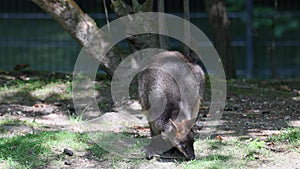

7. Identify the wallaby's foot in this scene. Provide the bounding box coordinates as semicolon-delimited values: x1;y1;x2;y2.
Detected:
160;147;186;159
141;145;155;160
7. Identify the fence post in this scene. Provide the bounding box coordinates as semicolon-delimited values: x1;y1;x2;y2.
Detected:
246;0;253;78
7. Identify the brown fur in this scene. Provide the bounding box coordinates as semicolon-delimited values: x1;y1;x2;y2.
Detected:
138;51;205;160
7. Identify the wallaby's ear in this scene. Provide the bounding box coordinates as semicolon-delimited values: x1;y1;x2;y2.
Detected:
182;119;195;128
169;119;178;130
170;119;183;132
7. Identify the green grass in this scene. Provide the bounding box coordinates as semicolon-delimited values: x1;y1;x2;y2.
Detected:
227;83;295;99
183;137;274;169
0;74;73;105
0;126;298;169
182;155;233;169
0;118;37;127
87;131;148;159
245;139;266;160
0;131;106;169
0;74;71;91
268;127;300;146
68;113;84;124
0;119;147;168
222;128;300;165
0;118;39;134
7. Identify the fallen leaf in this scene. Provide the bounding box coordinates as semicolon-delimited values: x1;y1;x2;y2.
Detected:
33;103;47;108
266;141;275;146
14;64;29;71
215;135;223;141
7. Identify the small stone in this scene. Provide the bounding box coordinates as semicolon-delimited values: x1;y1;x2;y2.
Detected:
224;106;233;111
233;105;240;111
63;148;73;156
194;122;203;130
229;98;235;101
284;116;291;120
292;97;300;101
253;109;260;113
262;110;271;114
53;102;63;106
64;160;72;165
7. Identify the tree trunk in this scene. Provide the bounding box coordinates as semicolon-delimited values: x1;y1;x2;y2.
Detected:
31;0;173;77
204;0;236;79
31;0;124;77
158;0;169;50
111;0;159;51
183;0;191;57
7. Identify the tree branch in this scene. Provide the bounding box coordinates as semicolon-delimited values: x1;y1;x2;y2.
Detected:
31;0;124;76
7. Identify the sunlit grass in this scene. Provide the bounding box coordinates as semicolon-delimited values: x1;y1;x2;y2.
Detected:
268;127;300;147
0;131;106;169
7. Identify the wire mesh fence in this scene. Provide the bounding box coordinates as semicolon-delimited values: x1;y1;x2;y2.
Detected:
0;0;299;78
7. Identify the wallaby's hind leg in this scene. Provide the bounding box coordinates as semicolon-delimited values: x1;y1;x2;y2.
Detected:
142;121;168;160
142;135;171;160
160;147;186;159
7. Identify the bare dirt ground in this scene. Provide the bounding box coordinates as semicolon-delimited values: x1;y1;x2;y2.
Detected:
0;71;299;168
214;80;300;169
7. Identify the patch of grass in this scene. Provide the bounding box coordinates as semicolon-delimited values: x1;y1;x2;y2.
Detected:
0;118;39;134
95;79;111;91
86;143;108;160
245;139;266;160
268;127;300;146
0;131;106;169
65;81;72;94
69;114;84;124
0;75;72;104
227;82;296;99
191;138;248;168
208;140;228;150
0;73;71;92
182;154;232;169
0;80;35;91
1;78;58;91
0;118;25;126
0;132;53;168
87;131;148;159
192;137;273;168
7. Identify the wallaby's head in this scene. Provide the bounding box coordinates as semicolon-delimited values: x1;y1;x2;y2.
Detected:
165;119;195;160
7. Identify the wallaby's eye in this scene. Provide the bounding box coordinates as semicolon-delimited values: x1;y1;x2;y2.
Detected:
181;144;186;149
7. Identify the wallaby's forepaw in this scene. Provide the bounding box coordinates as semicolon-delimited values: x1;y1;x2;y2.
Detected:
141;145;154;160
